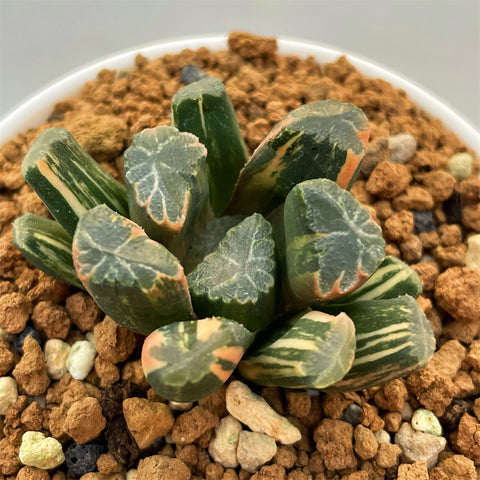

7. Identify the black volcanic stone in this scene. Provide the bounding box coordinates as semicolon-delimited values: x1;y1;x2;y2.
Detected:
65;443;104;478
413;210;436;233
443;190;463;224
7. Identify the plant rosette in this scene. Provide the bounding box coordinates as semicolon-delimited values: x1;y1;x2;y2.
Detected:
13;68;436;402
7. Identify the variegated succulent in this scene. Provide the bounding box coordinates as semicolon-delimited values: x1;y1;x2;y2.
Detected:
13;74;435;402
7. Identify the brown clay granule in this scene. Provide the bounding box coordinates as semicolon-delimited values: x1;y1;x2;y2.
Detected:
365;161;411;198
31;301;71;339
1;31;480;479
435;267;480;322
94;316;136;364
63;396;106;444
12;335;50;395
0;339;15;375
65;292;102;332
0;291;32;334
313;419;357;470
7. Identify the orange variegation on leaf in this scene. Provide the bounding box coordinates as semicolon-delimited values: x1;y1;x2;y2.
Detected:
226;99;370;215
72;205;194;336
124;126;209;259
283;178;385;307
142;317;253;402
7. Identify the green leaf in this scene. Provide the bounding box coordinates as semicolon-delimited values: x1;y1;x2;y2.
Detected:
227;99;370;215
238;310;355;389
12;214;83;289
187;214;277;331
124;126;209;258
325;295;435;392
22;127;128;236
72;205;194;335
182;215;246;274
172;77;248;215
284;178;385;306
142;317;253;402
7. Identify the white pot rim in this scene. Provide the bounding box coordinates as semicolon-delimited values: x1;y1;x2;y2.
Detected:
1;34;479;152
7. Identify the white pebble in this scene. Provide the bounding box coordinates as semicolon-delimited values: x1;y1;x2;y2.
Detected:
395;422;446;468
85;331;96;348
19;431;65;469
0;376;18;415
66;340;96;380
411;408;443;435
388;133;417;163
44;339;71;380
209;415;243;468
126;470;138;480
447;152;473;179
374;429;391;445
226;380;301;444
236;431;277;473
465;234;480;270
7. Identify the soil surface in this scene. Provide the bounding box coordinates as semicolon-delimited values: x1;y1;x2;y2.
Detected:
1;31;480;480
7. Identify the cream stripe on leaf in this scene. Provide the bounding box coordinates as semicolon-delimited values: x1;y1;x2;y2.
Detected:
12;213;84;289
22;127;128;236
326;295;435;392
238;310;355;389
324;256;422;307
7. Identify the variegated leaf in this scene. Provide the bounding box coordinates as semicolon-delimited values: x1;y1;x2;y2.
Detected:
72;205;194;335
238;310;355;389
227;99;370;215
22;127;128;236
12;213;83;289
183;215;246;274
142;317;253;402
172;77;248;215
187;213;277;332
324;256;422;306
325;296;435;392
284;178;385;306
124;126;209;258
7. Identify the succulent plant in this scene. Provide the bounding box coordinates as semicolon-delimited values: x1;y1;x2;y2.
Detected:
142;317;253;402
123;126;209;259
226;99;370;215
22;127;128;236
13;74;435;402
72;204;194;335
172;76;249;216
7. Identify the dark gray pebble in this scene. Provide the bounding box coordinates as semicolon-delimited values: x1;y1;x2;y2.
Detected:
65;443;105;478
180;65;207;85
413;210;436;233
340;403;363;426
13;325;42;353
